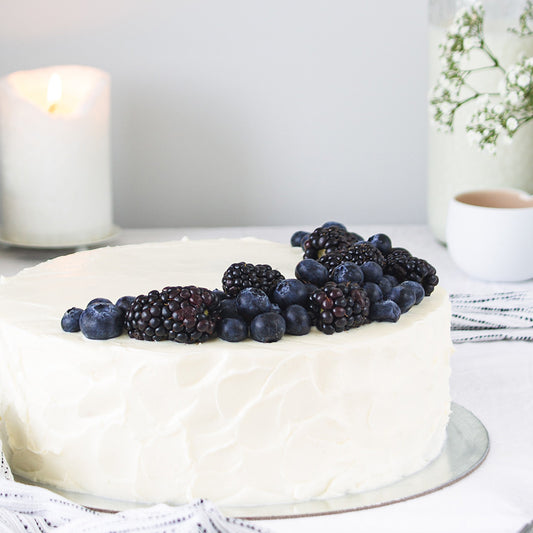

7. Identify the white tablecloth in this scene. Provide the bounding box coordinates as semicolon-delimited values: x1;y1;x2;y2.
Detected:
1;225;532;533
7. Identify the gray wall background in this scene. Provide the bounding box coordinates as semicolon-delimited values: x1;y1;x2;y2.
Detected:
0;0;428;228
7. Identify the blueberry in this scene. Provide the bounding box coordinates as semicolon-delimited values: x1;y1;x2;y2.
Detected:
283;304;311;336
378;277;393;299
361;261;383;283
291;230;310;248
322;221;347;231
271;279;308;309
220;298;240;319
250;312;286;343
87;297;112;308
236;288;272;321
383;274;399;287
401;281;425;305
370;300;401;322
363;282;383;303
305;283;318;295
367;233;392;255
270;303;282;314
80;303;125;340
115;296;135;314
61;307;83;332
295;259;328;287
217;317;248;342
389;285;416;313
331;262;364;284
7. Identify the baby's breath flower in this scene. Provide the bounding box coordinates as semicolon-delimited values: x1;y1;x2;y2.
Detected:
518;73;531;87
431;1;533;152
509;0;533;36
507;116;519;131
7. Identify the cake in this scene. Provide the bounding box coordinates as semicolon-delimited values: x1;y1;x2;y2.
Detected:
0;237;452;506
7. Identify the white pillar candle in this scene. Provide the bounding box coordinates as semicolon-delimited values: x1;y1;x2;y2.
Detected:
0;65;113;247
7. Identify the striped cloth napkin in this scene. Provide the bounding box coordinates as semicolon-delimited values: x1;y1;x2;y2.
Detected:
449;291;533;343
0;442;272;533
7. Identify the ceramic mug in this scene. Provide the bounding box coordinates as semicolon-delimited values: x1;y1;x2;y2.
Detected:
446;188;533;282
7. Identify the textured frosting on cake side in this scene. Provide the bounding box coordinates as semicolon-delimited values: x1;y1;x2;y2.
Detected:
0;238;452;505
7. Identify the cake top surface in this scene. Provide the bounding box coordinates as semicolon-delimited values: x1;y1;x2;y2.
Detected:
0;237;448;355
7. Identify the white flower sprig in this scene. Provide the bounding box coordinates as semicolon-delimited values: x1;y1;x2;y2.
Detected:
466;58;533;152
509;0;533;36
430;1;533;152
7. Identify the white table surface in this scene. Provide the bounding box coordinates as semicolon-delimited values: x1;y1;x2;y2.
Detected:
1;225;532;533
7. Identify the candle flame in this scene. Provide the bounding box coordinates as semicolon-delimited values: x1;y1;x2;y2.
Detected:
47;73;62;113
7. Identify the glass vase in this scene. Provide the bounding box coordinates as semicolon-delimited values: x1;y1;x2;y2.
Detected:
428;0;533;242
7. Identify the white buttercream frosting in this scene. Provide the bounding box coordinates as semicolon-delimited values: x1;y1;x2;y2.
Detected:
0;238;452;505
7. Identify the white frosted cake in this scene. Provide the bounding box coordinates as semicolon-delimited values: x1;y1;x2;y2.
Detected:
0;238;452;506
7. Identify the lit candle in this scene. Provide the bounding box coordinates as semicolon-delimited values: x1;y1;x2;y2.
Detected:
47;73;62;114
0;65;113;247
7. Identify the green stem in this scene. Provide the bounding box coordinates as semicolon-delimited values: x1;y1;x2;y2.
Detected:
454;93;480;110
463;65;503;74
518;114;533;126
480;41;506;73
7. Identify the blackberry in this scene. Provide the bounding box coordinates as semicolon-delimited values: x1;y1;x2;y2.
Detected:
222;262;285;298
308;281;370;334
319;251;353;276
387;247;412;260
384;253;439;296
319;242;385;275
125;286;220;344
302;226;352;259
347;242;386;268
125;290;167;342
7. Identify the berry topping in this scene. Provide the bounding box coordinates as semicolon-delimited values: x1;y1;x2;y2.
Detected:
302;226;354;259
389;285;416;314
362;281;383;303
80;303;125;340
222;262;285;298
370;300;401;322
87;297;112;307
401;281;425;305
384;252;439;296
61;307;83;332
218;317;248;342
378;277;394;299
321;221;347;231
125;286;220;344
383;274;399;287
271;279;309;309
115;296;135;314
319;242;386;275
283;304;312;336
361;261;383;283
331;262;364;284
219;298;240;319
308;282;370;334
346;242;386;268
348;232;364;243
236;287;272;321
250;312;286;343
290;230;310;248
367;233;392;255
295;259;329;287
